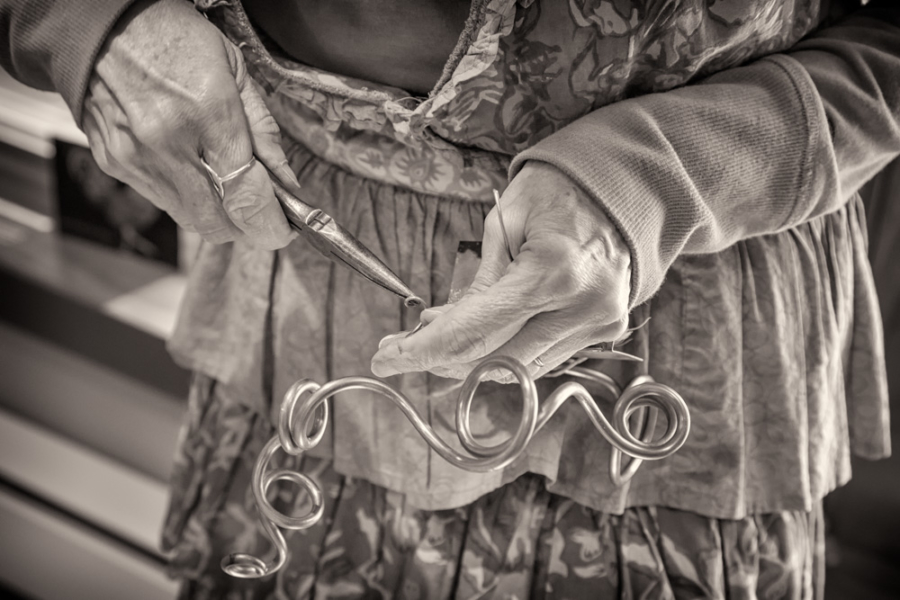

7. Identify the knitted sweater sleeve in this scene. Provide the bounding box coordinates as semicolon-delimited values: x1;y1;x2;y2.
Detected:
509;3;900;309
0;0;138;125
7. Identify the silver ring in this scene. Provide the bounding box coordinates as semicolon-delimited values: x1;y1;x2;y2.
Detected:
200;156;257;200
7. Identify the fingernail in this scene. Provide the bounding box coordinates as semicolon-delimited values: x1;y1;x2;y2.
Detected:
420;308;442;324
370;358;398;378
404;322;424;337
275;162;300;187
378;332;406;349
372;342;397;361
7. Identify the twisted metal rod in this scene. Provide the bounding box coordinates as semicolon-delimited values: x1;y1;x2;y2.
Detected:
222;355;690;579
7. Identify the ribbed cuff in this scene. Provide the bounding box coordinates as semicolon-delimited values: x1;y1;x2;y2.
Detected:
55;0;142;124
508;114;680;311
509;54;822;310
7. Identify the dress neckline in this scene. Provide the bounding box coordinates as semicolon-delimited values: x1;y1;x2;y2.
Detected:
230;0;492;104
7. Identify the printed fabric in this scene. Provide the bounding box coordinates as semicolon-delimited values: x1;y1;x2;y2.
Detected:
164;375;825;600
162;0;889;594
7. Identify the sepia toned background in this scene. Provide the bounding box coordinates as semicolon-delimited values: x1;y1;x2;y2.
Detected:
0;63;897;599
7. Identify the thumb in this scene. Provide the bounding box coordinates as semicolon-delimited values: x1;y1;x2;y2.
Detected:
457;184;533;305
463;202;519;299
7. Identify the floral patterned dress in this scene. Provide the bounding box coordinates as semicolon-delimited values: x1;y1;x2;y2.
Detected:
161;0;889;598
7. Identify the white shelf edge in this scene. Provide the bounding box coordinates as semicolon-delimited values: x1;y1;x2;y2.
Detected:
0;407;171;556
0;485;178;600
0;195;55;233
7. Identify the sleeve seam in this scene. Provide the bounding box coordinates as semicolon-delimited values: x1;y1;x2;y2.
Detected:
508;153;647;309
71;0;144;125
760;54;821;233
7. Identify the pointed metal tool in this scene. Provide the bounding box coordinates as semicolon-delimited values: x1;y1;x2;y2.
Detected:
267;172;424;308
493;189;515;262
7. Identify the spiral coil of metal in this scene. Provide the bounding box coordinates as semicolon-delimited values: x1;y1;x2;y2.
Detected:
221;355;691;579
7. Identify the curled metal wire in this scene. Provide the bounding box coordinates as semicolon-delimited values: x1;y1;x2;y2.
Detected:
221;355;690;579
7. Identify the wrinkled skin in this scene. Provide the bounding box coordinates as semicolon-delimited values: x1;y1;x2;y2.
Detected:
82;0;297;250
81;1;631;379
372;162;632;382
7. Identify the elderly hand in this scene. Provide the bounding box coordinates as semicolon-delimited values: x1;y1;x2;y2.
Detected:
371;162;632;381
81;0;296;250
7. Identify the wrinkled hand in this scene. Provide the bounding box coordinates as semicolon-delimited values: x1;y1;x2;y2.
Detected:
371;162;632;381
82;0;297;249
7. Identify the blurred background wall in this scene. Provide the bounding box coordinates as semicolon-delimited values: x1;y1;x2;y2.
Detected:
0;67;897;600
824;156;900;599
0;69;187;600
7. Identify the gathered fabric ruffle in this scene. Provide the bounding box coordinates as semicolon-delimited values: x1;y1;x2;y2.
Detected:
200;0;825;158
167;0;890;525
170;139;889;520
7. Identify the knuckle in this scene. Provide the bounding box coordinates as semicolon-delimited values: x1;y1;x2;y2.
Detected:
132;113;174;148
249;110;280;137
89;147;134;188
200;93;234;127
197;82;243;129
535;243;585;297
224;194;267;228
607;317;629;341
200;229;237;245
589;315;628;343
547;262;583;298
107;144;139;174
135;86;236;149
588;281;629;320
442;319;487;361
87;145;113;175
558;243;588;272
193;219;237;244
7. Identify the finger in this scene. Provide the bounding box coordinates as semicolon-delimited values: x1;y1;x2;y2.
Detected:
420;305;452;324
370;207;523;374
414;313;572;381
370;253;547;376
217;160;296;250
375;303;453;351
174;162;246;243
235;59;301;192
421;314;629;383
85;78;242;243
499;315;629;382
83;101;198;229
462;205;518;297
83;91;152;198
197;72;294;250
495;312;628;367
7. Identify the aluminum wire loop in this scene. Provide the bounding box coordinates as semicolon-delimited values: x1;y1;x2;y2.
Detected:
222;355;690;578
